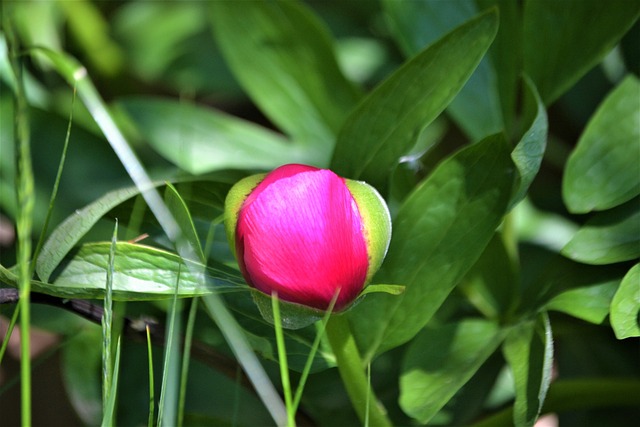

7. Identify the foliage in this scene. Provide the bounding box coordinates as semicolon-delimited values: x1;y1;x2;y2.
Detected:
1;1;639;426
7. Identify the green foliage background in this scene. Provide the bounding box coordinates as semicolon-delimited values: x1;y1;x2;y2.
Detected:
1;1;639;426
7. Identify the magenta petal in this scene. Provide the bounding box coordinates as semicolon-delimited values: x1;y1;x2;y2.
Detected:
236;166;368;310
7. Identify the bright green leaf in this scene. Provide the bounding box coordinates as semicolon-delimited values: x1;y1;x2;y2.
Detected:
610;264;640;339
523;0;640;104
510;76;548;208
399;319;505;424
331;8;499;192
544;281;619;324
563;76;640;213
562;198;640;265
34;242;244;300
502;313;553;427
348;134;514;360
383;0;503;140
210;1;360;161
118;97;316;174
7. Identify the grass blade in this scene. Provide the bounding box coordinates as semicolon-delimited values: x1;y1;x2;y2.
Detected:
177;297;199;427
102;220;117;412
146;325;155;427
5;14;34;426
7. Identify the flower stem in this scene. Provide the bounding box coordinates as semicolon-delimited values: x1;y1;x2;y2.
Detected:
325;315;392;427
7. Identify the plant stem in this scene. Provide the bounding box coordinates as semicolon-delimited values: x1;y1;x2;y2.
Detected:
325;315;392;427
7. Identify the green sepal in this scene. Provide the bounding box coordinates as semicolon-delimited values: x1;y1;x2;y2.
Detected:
345;179;392;284
223;173;267;256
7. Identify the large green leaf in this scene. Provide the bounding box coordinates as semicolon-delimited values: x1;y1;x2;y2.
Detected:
382;0;503;140
118;97;317;174
561;198;640;265
523;0;640;104
164;183;205;262
544;281;619;324
563;76;640;213
348;134;514;360
210;0;360;160
27;242;244;300
610;264;640;339
502;313;554;427
399;319;505;424
331;8;498;192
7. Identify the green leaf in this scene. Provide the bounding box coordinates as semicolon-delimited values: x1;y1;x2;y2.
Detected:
35;242;244;300
523;0;640;104
561;198;640;265
118;97;317;174
502;313;554;427
510;76;548;208
563;76;640;213
210;1;360;160
331;8;499;192
382;0;503;140
399;319;505;424
348;134;515;359
36;184;152;282
544;281;619;324
610;264;640;339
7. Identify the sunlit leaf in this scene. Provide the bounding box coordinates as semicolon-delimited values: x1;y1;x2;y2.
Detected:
331;8;499;192
563;76;640;213
610;264;640;339
544;281;619;324
32;242;245;300
348;134;514;360
399;319;505;424
562;198;640;265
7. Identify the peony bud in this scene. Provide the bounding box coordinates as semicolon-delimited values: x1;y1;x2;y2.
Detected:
224;164;391;313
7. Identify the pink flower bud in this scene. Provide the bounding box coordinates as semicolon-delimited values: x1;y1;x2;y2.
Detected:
224;164;391;312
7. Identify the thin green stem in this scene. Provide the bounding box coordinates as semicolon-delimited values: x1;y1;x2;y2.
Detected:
272;293;296;427
325;315;392;427
146;325;155;427
0;305;20;365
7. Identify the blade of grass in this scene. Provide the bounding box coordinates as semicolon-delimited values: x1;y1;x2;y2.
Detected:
102;220;117;413
157;267;182;427
32;47;287;426
272;292;295;426
6;14;34;426
177;297;199;427
31;83;77;273
146;325;155;427
101;338;121;427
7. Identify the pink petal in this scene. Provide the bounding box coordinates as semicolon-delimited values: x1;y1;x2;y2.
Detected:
237;165;368;310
